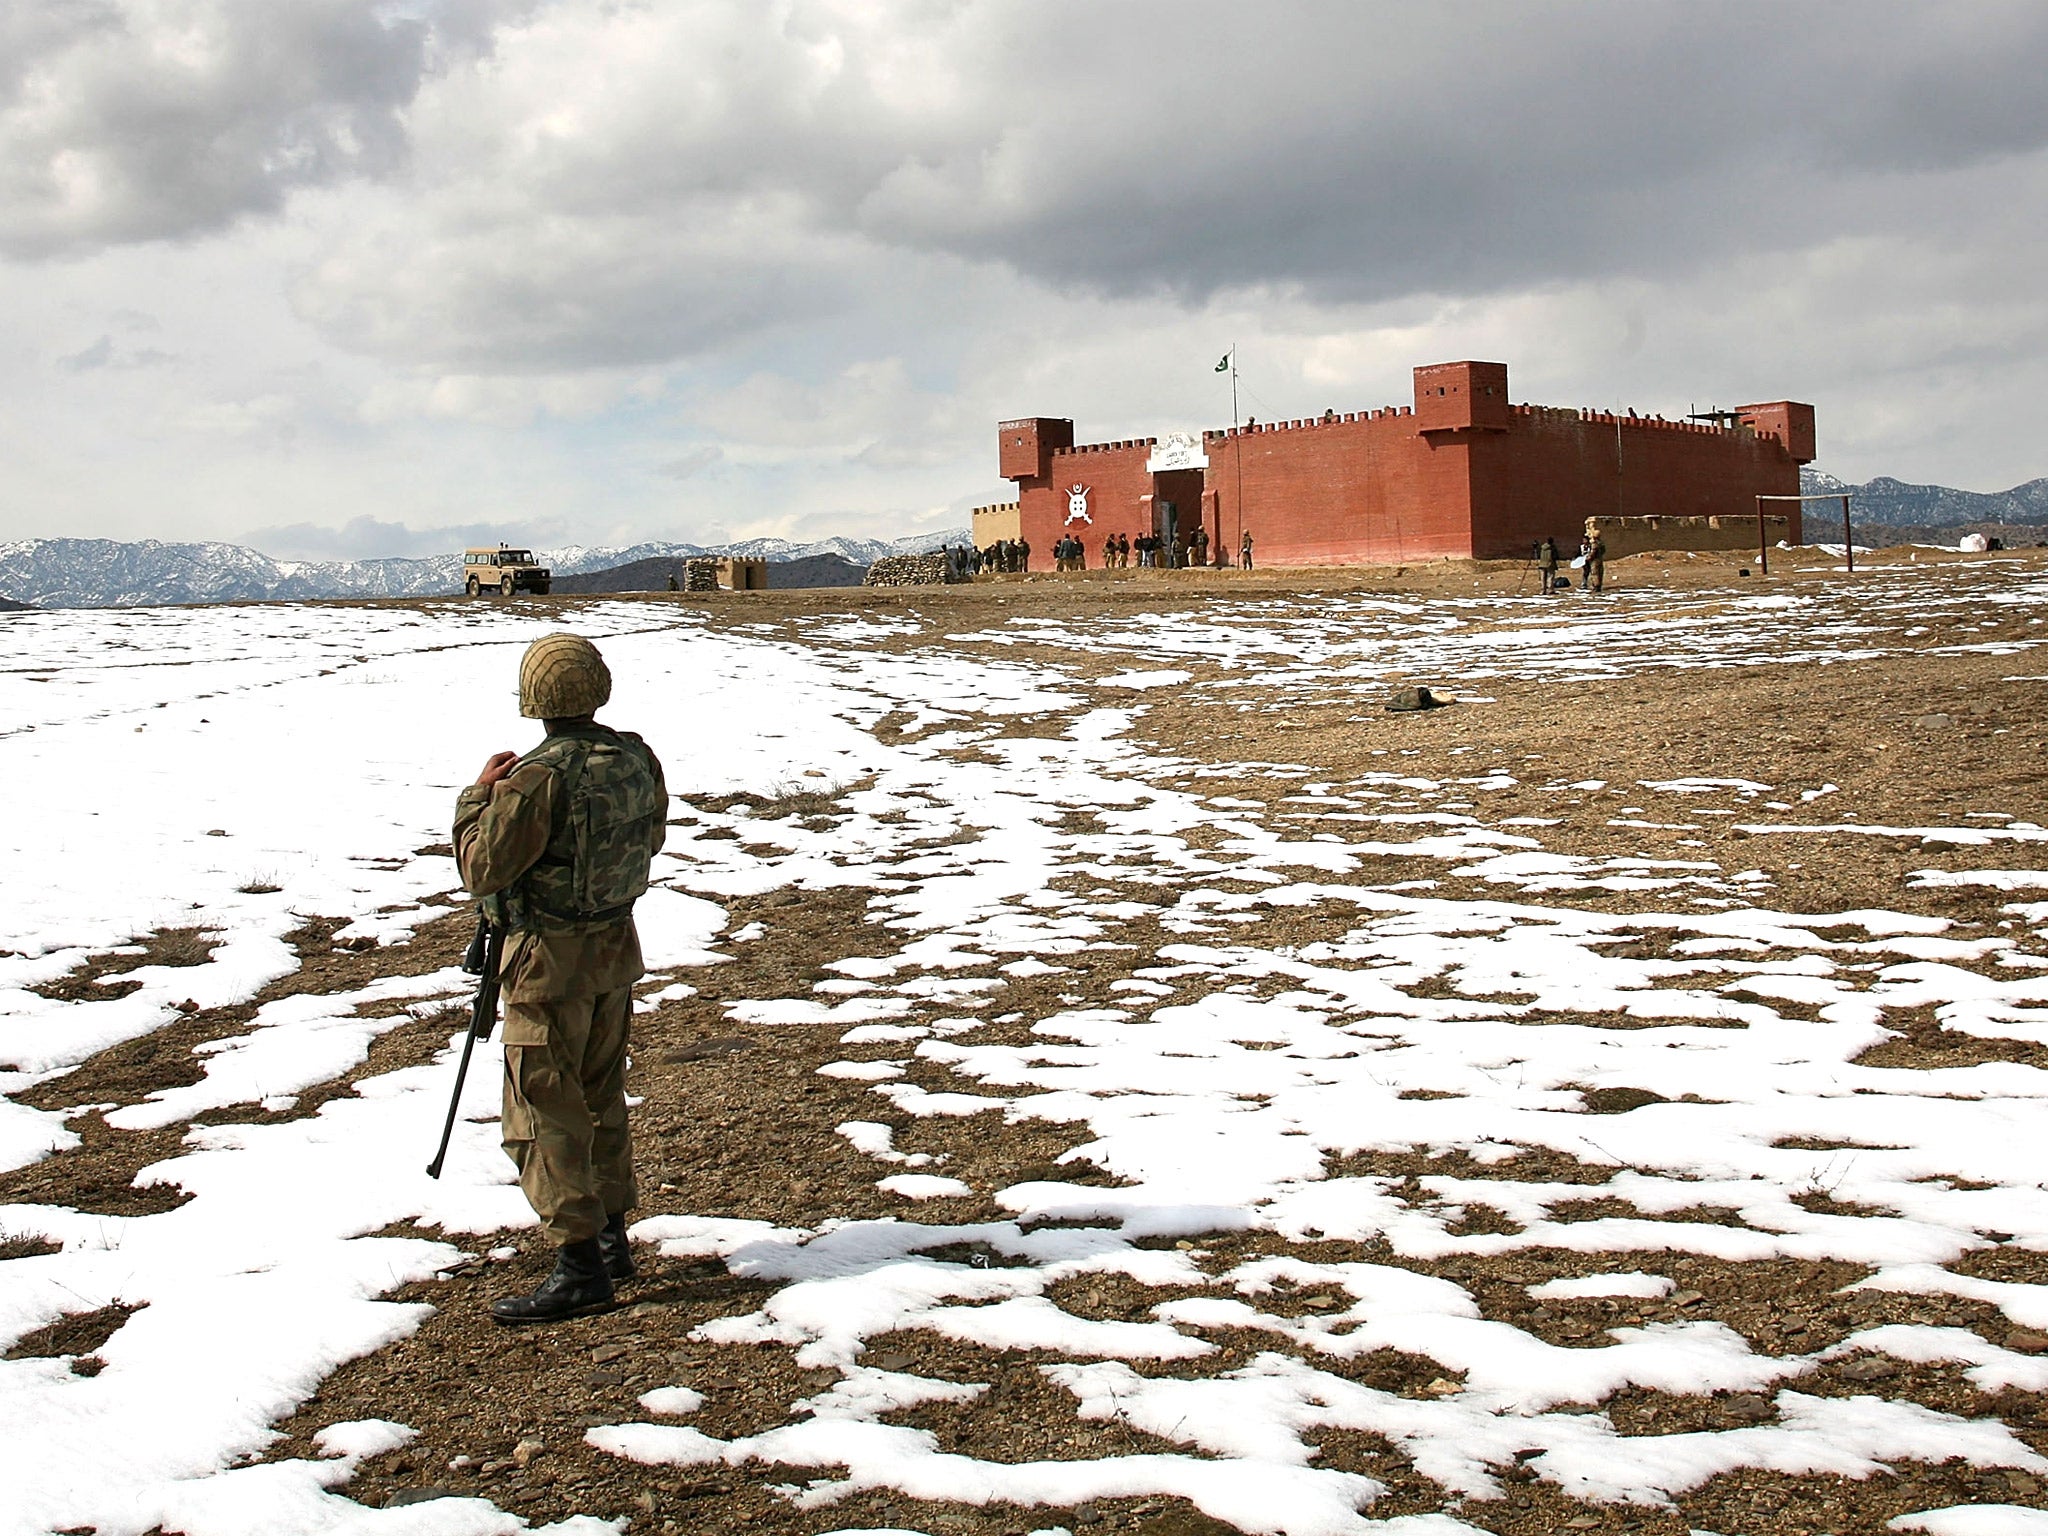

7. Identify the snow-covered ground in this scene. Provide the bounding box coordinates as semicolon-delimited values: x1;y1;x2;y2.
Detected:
2;567;2047;1536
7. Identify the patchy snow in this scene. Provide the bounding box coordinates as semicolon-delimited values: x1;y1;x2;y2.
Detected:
4;568;2047;1533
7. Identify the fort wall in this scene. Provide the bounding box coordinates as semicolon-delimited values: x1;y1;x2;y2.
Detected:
1468;408;1804;559
1203;413;1474;566
999;362;1812;570
971;501;1020;545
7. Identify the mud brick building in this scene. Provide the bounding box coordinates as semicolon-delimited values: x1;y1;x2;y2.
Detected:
997;361;1814;568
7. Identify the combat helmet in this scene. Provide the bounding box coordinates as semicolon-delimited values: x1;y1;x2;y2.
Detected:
519;633;611;719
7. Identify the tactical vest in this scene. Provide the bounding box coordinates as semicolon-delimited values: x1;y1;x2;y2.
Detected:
485;725;663;932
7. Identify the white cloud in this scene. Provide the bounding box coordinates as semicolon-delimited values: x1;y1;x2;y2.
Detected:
0;0;436;256
3;0;2048;549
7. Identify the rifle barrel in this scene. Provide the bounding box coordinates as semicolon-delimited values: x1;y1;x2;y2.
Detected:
426;918;504;1180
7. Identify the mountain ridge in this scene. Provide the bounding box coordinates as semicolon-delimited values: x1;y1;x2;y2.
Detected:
1801;469;2048;528
0;530;968;609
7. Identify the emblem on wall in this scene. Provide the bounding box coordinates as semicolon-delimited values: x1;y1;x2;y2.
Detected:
1064;484;1092;525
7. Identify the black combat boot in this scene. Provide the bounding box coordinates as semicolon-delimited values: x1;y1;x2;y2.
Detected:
489;1238;613;1326
597;1212;636;1281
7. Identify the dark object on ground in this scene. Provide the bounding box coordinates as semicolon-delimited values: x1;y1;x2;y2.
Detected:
0;593;36;612
490;1238;614;1325
1386;686;1448;712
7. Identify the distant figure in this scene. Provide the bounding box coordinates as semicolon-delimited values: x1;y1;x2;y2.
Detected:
1321;408;1337;423
1115;532;1130;568
666;572;679;592
1240;531;1254;570
1584;532;1607;593
1017;537;1031;572
1189;526;1209;567
1537;536;1560;594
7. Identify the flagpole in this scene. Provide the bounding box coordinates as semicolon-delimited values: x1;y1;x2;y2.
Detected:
1231;347;1244;570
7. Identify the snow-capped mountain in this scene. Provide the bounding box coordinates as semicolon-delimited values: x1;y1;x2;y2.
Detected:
0;530;968;609
1800;468;2048;528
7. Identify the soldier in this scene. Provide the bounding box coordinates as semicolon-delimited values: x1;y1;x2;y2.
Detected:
1584;530;1607;593
453;633;668;1325
1537;536;1560;594
1239;530;1254;570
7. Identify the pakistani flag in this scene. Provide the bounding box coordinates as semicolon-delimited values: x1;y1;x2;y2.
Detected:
1215;353;1231;372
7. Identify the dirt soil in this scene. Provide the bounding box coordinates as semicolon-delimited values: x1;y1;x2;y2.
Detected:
7;545;2048;1536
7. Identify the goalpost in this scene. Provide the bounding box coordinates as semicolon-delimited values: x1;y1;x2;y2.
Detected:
1754;492;1855;575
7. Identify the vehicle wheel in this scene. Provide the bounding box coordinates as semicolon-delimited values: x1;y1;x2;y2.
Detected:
465;576;479;596
501;575;515;596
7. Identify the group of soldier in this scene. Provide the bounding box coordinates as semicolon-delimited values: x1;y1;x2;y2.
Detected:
1533;529;1608;594
976;539;1031;574
975;528;1259;574
990;526;1260;573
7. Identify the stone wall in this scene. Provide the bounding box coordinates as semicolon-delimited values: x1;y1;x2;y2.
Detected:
863;553;963;587
1584;513;1793;560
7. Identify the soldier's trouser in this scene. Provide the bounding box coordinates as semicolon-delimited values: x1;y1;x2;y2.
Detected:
500;989;636;1246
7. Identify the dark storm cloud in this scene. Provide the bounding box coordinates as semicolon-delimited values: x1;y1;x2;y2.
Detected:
11;0;2047;382
256;0;2048;375
850;2;2048;306
0;0;441;257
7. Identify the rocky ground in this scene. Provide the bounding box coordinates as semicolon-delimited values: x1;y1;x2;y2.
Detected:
5;543;2047;1536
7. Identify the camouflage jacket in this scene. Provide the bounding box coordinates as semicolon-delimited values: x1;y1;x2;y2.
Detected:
452;725;668;1002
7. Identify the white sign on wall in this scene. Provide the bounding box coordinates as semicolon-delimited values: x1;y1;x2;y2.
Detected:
1145;431;1208;473
1064;484;1092;524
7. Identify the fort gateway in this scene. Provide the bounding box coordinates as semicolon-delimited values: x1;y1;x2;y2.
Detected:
994;361;1815;567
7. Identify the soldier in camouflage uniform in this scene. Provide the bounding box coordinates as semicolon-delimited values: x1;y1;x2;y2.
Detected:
453;632;668;1324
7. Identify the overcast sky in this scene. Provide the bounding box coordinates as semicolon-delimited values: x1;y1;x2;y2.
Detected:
4;0;2046;559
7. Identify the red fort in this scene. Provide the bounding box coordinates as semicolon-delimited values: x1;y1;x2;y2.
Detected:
995;361;1814;567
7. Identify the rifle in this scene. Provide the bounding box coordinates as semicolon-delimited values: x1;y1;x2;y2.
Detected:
425;911;505;1180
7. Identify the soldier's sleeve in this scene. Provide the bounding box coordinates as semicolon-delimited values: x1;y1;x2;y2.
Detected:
453;760;557;896
644;743;670;860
